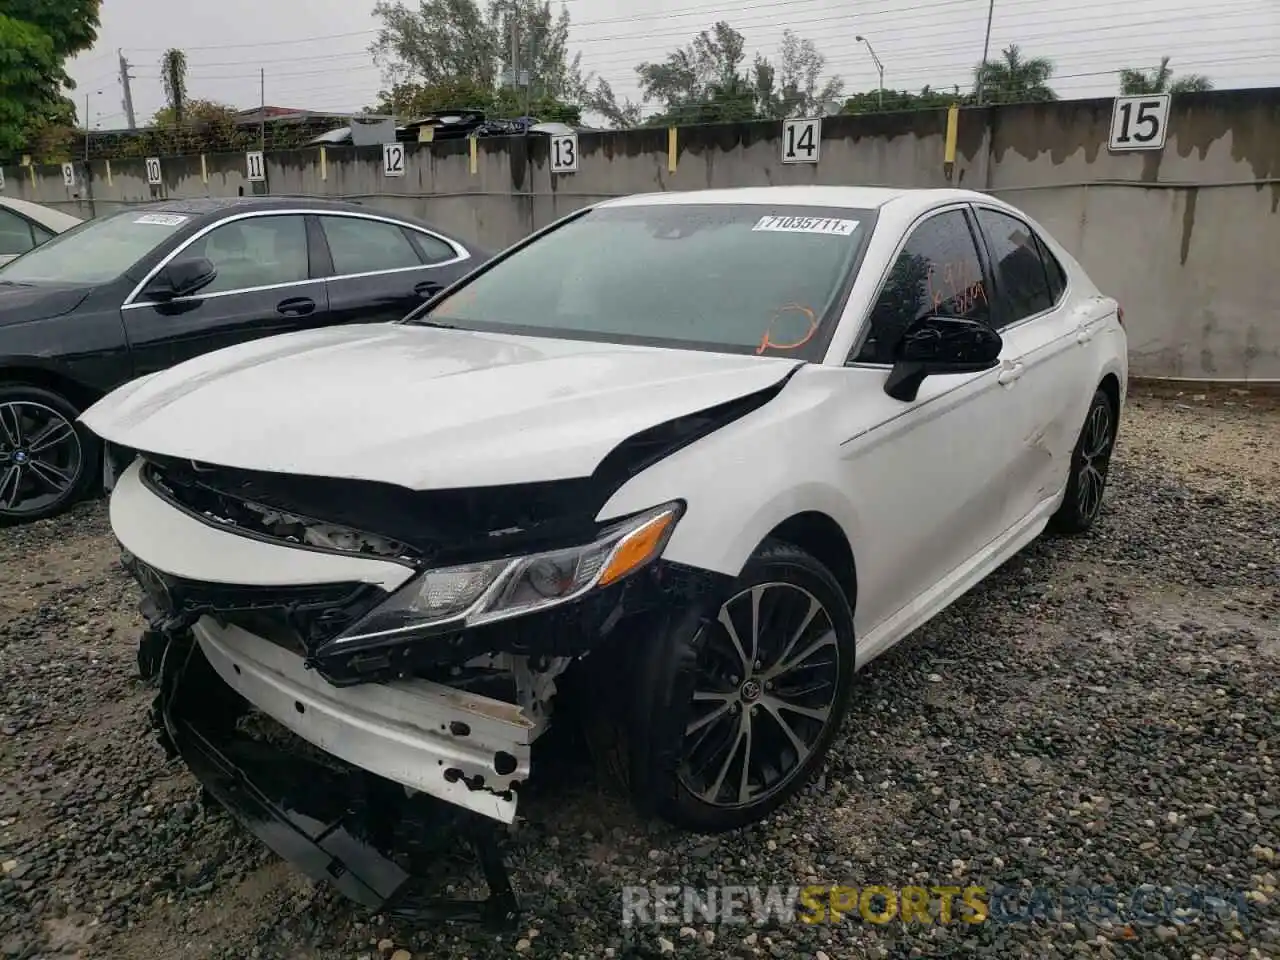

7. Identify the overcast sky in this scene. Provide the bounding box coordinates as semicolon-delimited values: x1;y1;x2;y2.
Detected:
66;0;1280;127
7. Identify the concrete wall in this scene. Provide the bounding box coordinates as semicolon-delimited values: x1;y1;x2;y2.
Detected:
4;88;1279;382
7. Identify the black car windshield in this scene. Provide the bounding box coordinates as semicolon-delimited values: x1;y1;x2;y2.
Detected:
0;208;193;285
411;203;876;358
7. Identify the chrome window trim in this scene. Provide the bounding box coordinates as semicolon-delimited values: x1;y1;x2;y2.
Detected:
841;201;979;367
122;208;471;309
967;202;1072;329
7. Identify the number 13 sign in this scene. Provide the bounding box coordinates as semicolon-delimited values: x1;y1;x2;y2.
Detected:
1108;93;1171;152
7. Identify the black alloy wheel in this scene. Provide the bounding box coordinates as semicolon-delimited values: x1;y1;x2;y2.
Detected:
0;385;100;524
660;541;856;832
1049;387;1117;535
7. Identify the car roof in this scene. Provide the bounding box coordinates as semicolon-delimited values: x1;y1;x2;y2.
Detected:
0;195;83;231
133;196;383;217
598;185;1002;217
121;195;479;247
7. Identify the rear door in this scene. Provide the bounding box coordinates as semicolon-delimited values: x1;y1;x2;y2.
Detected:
121;212;330;375
970;204;1101;525
314;213;475;325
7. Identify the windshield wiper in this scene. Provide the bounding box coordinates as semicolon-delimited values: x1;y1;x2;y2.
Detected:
406;318;457;329
0;280;34;288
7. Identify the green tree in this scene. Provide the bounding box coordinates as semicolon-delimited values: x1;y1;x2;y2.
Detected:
160;48;189;123
756;29;845;119
0;0;100;154
630;21;842;127
973;44;1056;104
370;0;587;108
1119;56;1212;94
842;84;969;115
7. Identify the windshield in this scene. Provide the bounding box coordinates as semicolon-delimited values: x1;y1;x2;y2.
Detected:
0;209;193;285
412;203;875;358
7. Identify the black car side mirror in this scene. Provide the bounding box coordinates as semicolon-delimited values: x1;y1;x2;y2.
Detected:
883;314;1003;402
146;257;217;301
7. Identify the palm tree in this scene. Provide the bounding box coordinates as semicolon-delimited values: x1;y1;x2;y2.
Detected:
1119;56;1212;95
974;44;1057;105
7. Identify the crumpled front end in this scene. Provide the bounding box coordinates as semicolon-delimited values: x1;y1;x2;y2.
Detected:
108;445;732;925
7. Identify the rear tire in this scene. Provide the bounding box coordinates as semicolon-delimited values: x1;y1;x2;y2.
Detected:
633;540;857;833
0;383;100;525
1049;387;1116;535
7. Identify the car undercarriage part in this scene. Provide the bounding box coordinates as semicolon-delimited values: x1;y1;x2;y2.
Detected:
142;621;561;931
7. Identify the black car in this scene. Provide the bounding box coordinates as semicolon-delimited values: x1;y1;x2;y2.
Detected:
0;196;489;523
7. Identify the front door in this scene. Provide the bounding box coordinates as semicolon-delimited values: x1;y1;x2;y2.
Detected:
836;207;1028;635
121;213;329;375
315;214;471;325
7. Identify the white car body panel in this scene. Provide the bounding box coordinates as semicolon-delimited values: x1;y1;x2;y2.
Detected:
90;185;1129;825
194;617;533;821
0;196;82;265
82;323;801;489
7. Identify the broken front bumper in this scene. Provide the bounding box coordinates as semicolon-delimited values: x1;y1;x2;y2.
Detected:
152;628;522;929
191;617;534;822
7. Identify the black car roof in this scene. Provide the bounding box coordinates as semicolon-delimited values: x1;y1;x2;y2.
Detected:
134;196;373;217
123;195;478;247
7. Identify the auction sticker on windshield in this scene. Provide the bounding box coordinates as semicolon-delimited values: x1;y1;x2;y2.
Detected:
752;215;859;236
134;214;189;226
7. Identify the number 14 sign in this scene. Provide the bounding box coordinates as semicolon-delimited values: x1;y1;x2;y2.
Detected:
1108;93;1171;152
782;117;821;164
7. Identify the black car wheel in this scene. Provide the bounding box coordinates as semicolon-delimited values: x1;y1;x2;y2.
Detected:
648;540;857;833
1049;387;1117;535
0;384;100;525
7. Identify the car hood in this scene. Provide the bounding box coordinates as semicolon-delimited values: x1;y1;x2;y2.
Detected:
81;323;801;489
0;283;93;328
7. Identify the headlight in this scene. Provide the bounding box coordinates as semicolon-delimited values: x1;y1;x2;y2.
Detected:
329;502;683;648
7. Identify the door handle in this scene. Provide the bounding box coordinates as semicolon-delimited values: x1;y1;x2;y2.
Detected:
997;361;1024;386
414;280;443;298
1076;327;1094;344
277;296;316;317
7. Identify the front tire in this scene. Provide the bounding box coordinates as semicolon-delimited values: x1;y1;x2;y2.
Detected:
644;540;857;833
1049;387;1117;535
0;383;100;525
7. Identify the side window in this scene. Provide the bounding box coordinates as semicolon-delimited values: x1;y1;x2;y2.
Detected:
182;215;309;295
31;223;54;246
320;216;422;275
0;210;35;257
975;208;1054;327
855;210;990;364
407;229;459;265
1035;234;1068;302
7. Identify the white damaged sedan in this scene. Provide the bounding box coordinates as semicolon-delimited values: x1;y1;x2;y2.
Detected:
81;186;1127;925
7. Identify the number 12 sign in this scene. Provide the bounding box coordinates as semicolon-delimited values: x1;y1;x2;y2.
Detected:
1108;94;1171;152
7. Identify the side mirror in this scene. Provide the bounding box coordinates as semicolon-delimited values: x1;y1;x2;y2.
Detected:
883;314;1002;402
146;257;217;301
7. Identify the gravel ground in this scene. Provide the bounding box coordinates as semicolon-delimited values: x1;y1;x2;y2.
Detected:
1;384;1278;960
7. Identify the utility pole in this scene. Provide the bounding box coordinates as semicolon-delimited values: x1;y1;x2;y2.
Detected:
259;69;266;150
118;49;137;129
976;0;995;106
84;94;90;159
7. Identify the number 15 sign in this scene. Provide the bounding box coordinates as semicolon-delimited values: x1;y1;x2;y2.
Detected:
1108;93;1171;152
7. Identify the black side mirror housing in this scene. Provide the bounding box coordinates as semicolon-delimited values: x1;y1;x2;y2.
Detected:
146;257;217;301
883;314;1003;402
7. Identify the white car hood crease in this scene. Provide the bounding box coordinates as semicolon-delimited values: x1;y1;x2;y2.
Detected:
82;323;802;490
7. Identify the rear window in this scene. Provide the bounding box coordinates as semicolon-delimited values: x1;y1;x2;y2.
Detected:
415;203;876;359
0;209;191;285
